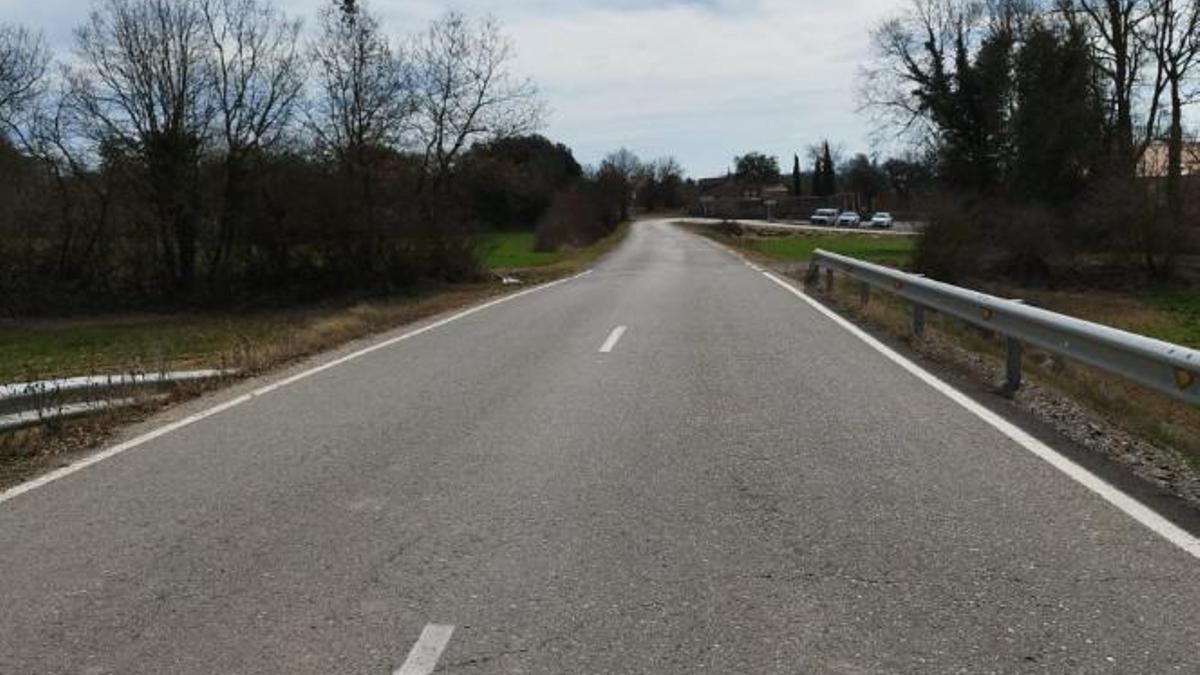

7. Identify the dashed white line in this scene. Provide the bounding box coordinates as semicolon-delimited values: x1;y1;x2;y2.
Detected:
0;271;593;507
394;623;455;675
760;269;1200;561
599;326;628;353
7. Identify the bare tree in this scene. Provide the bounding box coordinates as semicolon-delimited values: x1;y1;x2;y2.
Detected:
412;11;543;196
1144;0;1200;232
308;0;414;273
806;142;847;170
1066;0;1154;171
203;0;303;155
16;87;125;289
68;0;214;292
596;148;641;222
640;156;685;210
0;23;50;143
309;0;412;169
859;0;985;142
201;0;305;276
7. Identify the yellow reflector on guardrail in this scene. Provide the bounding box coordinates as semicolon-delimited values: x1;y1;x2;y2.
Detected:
1177;368;1197;391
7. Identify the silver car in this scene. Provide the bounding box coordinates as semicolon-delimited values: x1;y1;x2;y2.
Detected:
810;208;839;225
836;211;862;227
869;212;895;229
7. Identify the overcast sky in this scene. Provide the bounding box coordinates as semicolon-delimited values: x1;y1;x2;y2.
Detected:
0;0;900;178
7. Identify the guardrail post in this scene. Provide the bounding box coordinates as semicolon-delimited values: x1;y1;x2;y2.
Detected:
859;281;870;307
824;268;834;294
912;304;926;336
1003;338;1023;394
804;262;820;287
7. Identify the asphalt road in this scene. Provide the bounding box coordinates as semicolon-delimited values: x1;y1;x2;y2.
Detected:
2;219;1199;674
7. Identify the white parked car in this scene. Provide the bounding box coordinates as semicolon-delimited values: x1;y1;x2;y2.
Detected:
836;211;862;227
810;208;839;225
869;212;895;229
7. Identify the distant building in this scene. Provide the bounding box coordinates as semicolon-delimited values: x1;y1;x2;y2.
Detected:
693;174;845;220
1137;141;1200;179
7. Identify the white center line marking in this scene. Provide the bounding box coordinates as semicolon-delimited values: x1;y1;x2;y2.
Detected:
760;269;1200;561
599;325;628;353
394;623;455;675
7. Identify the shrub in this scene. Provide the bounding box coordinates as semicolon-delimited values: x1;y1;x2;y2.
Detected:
534;184;612;252
912;197;986;282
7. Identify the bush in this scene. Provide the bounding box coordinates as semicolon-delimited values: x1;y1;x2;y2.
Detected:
983;203;1058;286
912;197;986;282
713;219;743;237
915;196;1070;286
534;183;614;252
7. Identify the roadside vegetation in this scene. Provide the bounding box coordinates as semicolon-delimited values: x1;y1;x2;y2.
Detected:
0;0;680;389
688;219;1199;351
0;222;628;490
480;233;564;270
0;0;672;319
861;0;1200;286
682;221;916;268
738;232;914;268
0;0;680;487
0;220;634;381
0;285;497;384
984;285;1200;351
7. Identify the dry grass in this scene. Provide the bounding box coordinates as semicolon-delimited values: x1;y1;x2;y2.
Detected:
979;285;1200;349
214;285;508;375
811;275;1200;470
0;285;509;491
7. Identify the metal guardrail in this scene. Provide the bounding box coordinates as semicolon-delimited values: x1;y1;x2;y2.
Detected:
0;369;236;432
807;249;1200;405
0;370;235;406
0;399;142;433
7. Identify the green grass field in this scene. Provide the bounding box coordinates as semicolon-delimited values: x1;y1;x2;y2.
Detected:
478;232;564;269
0;318;277;382
684;222;917;268
688;220;1199;348
0;227;629;384
1144;289;1200;348
0;284;523;384
742;233;917;267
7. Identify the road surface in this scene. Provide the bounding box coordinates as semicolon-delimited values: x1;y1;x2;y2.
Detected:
1;220;1198;673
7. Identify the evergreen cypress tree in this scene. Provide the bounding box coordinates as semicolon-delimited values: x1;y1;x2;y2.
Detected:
792;154;802;196
822;142;835;196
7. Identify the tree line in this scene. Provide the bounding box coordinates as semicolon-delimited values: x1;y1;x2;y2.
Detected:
728;146;925;211
863;0;1200;283
0;0;643;314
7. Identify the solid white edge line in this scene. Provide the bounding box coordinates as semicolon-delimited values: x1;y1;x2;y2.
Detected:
0;271;593;507
760;270;1200;561
599;325;628;353
394;623;455;675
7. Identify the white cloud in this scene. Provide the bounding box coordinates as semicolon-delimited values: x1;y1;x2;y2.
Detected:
0;0;901;176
